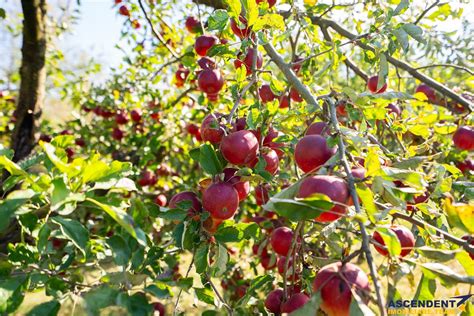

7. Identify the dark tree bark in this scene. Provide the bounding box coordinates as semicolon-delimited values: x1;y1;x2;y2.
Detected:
11;0;47;162
1;0;47;252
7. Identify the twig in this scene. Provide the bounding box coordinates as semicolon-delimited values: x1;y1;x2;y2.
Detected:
415;64;474;76
327;97;387;316
283;221;303;300
169;87;195;108
207;275;233;315
263;43;322;113
151;57;182;80
137;0;179;58
173;253;195;316
414;1;441;25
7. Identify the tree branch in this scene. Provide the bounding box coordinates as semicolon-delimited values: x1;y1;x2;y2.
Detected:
414;1;440;25
207;274;233;315
313;18;473;112
415;63;474;76
327;98;387;316
137;0;179;58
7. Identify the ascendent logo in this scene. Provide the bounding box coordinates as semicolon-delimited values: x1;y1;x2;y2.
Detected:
387;294;473;315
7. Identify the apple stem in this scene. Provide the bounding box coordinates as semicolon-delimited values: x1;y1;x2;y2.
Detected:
327;97;387;316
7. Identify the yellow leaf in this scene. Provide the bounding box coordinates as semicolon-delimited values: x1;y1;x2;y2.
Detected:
253;14;284;31
304;0;317;5
444;198;474;234
246;0;258;27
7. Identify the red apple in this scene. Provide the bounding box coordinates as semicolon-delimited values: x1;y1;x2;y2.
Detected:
115;111;129;124
248;147;279;175
457;159;474;173
256;0;277;7
197;69;224;95
264;289;284;314
298;175;349;222
306;121;329;136
235;48;263;75
194;35;218;56
289;87;303;102
260;253;277;270
294;135;336;173
230;16;251;39
312;262;370;316
203;182;239;220
453;126;474;151
223;168;250;201
112;127;125;140
461;236;474;260
201;113;224;144
367;75;387;94
153;302;166;315
119;5;130;16
175;67;190;87
169;191;202;215
279;95;290;108
386;103;401;117
415;84;437;103
372;225;415;257
259;84;277;103
155;194;167;207
270;227;294;256
130;109;142;123
185;16;201;33
220;130;259;165
280;293;310;313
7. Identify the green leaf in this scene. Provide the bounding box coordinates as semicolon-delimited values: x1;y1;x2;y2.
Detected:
253;14;285;31
83;286;119;315
82;157;130;183
214;221;259;243
26;300;60;316
145;282;173;298
377;54;388;90
156;208;188;221
224;0;241;18
392;27;409;52
106;235;131;266
417;246;458;262
393;0;409;15
402;23;425;43
268;195;333;222
356;183;377;223
0;8;5;19
52;217;89;256
291;293;322;316
86;198;147;247
246;0;258;27
195;287;215;305
211;244;228;277
195;243;209;274
199;144;223;176
349;290;375;316
0;156;28;178
40;142;72;175
420;262;474;286
207;10;229;31
0;275;28;314
376;227;401;257
413;274;436;302
0;189;36;233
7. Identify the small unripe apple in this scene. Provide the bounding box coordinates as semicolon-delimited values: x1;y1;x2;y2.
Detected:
220;130;259;165
203;182;239;220
281;293;310;313
367;75;387;94
294;135;336;173
453;126;474;151
194;35;218;56
313;262;370;316
298;175;349;222
372;225;415;257
264;289;284;314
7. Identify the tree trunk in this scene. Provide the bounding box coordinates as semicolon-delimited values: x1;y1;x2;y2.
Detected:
1;0;47;252
11;0;47;162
